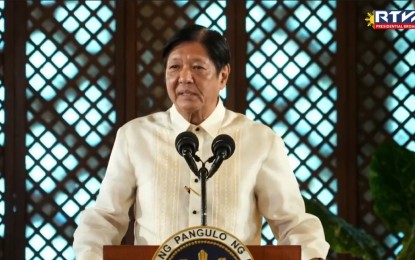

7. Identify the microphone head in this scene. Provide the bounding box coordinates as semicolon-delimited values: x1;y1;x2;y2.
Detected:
212;134;235;160
175;131;199;156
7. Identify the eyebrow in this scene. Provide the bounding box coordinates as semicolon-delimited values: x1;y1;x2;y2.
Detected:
167;56;208;63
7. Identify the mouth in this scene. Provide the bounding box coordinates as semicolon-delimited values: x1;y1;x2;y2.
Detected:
178;90;196;97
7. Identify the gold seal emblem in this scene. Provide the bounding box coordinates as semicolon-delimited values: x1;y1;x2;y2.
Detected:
153;226;253;260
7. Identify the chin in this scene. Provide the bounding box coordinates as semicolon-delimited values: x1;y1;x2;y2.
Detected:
177;103;200;113
176;99;198;107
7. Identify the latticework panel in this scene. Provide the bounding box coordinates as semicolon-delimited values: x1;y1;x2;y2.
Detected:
0;0;5;243
357;1;415;259
244;1;337;245
25;1;116;259
135;0;227;116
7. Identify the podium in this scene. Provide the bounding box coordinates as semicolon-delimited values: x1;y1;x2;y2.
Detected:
104;245;301;259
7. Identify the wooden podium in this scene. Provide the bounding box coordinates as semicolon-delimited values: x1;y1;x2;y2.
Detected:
104;245;301;259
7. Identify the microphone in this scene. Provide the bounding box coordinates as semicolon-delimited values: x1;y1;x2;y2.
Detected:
208;134;235;178
175;131;199;176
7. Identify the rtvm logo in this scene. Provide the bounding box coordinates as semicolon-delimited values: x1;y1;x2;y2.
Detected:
366;10;415;29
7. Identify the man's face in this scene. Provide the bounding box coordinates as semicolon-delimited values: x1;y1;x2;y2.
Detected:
165;41;229;123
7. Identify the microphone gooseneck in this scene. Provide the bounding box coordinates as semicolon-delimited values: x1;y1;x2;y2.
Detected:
175;131;199;176
208;134;235;178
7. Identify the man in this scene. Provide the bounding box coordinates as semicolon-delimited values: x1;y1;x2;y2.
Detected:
73;24;329;260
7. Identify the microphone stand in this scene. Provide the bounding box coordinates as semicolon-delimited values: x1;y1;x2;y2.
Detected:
199;164;208;226
194;156;216;226
193;156;218;226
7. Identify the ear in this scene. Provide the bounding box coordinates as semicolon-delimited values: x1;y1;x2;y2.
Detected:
219;64;231;89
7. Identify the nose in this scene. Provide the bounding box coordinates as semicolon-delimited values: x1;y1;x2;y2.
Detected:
179;67;193;84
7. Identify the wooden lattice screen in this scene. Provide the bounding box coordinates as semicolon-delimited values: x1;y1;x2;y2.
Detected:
24;1;117;259
0;1;5;256
356;1;415;257
0;1;414;260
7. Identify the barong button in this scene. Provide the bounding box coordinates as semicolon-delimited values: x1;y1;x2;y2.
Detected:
192;210;197;214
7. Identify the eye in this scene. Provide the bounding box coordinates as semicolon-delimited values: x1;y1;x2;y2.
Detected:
168;64;180;70
193;65;205;70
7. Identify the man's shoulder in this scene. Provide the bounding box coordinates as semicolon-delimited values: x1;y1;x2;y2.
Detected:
224;109;276;136
226;109;271;127
122;110;170;129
